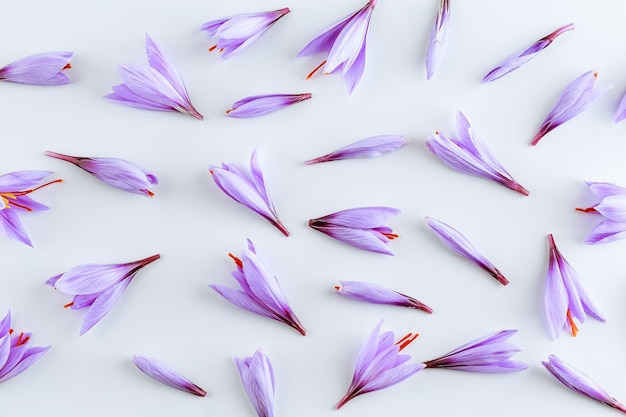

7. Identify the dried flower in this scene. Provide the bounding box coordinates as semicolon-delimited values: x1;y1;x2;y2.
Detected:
305;135;407;165
423;330;528;373
200;8;290;60
0;311;51;383
543;234;605;339
226;93;311;118
297;0;377;94
105;34;202;120
531;70;611;146
46;254;160;335
334;281;432;313
236;349;276;417
426;111;529;195
132;354;206;397
336;321;423;409
0;51;72;85
425;216;509;285
0;170;62;247
45;151;157;197
309;206;400;255
482;23;574;83
210;239;306;335
542;355;626;414
577;181;626;244
209;149;288;236
426;0;450;80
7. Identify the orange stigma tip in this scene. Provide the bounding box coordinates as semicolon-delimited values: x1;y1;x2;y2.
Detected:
228;253;243;268
63;63;72;70
64;302;74;309
8;328;13;335
146;190;155;197
435;131;439;135
208;45;217;52
576;207;596;213
566;309;579;337
334;285;341;290
306;60;327;80
219;48;224;53
593;72;598;78
395;332;419;351
382;232;399;240
209;169;214;175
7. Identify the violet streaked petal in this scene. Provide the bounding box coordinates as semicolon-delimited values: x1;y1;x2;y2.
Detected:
585;181;626;199
0;209;32;247
226;93;312;118
0;313;50;383
296;12;355;57
0;171;54;191
615;92;626;123
0;52;72;85
335;281;433;313
585;220;626;244
209;284;273;319
314;206;400;229
305;135;407;165
105;83;173;111
0;336;11;370
426;0;450;80
53;263;136;294
80;279;131;335
0;345;51;383
593;195;626;222
236;350;276;417
132;354;206;397
425;216;509;285
145;34;186;98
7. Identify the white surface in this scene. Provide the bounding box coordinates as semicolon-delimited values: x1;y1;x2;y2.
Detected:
1;0;626;416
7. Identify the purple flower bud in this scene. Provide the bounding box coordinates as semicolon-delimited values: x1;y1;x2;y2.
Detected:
426;0;450;80
577;181;626;244
132;354;206;397
334;280;433;313
236;350;276;417
0;51;72;85
226;93;311;118
305;135;407;165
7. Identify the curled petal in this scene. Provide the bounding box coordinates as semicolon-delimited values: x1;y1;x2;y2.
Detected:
0;52;72;85
132;354;206;396
305;135;407;164
335;281;432;313
426;0;450;80
226;93;311;118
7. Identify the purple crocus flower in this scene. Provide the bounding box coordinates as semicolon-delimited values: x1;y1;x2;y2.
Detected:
45;151;157;197
0;51;72;85
425;216;509;285
226;93;312;118
209;149;288;236
297;0;377;94
423;330;528;373
309;206;400;255
236;349;276;417
210;239;306;335
426;0;450;80
305;135;407;165
482;23;574;83
200;8;290;60
336;321;423;409
334;281;433;313
105;34;203;120
577;181;626;244
531;70;611;146
46;254;160;335
542;355;626;414
0;170;62;247
543;234;605;339
0;311;50;383
426;112;529;196
132;354;206;397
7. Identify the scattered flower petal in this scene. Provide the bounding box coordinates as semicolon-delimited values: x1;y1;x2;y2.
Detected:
336;321;423;409
209;149;288;236
132;354;206;397
531;70;611;146
423;330;528;373
542;355;626;414
0;311;51;383
305;135;407;165
426;111;529;195
426;0;450;80
297;0;377;94
210;239;306;335
543;234;605;339
309;206;400;255
577;181;626;244
46;254;160;335
0;170;62;247
615;92;626;123
105;34;203;120
200;8;291;60
45;151;158;197
334;280;432;313
425;216;509;285
236;349;276;417
482;23;574;83
226;93;311;118
0;52;72;85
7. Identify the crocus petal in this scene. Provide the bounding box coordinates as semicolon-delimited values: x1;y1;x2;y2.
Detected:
615;92;626;123
0;171;54;190
0;209;32;247
335;281;433;313
425;217;509;285
0;312;50;384
132;354;206;397
585;181;626;199
80;279;131;335
305;135;407;165
542;355;626;413
0;52;72;85
426;0;450;80
226;93;312;118
585;220;626;244
593;195;626;222
0;345;51;383
236;350;276;417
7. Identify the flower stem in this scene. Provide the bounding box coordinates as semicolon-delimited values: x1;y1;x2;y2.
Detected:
44;150;80;165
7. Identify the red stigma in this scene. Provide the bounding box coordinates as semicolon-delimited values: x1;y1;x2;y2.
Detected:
306;60;327;80
382;232;399;240
228;253;243;269
64;302;74;309
395;332;419;351
63;63;72;70
208;45;217;52
566;309;579;337
575;207;597;213
16;332;30;346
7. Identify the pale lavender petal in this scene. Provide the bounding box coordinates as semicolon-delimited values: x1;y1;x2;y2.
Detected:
11;195;49;212
209;285;273;319
426;0;450;80
0;345;51;383
0;171;53;191
0;312;11;336
0;336;11;370
226;93;312;118
585;219;626;244
296;12;355;57
324;5;373;75
305;135;407;164
585;181;626;199
425;217;509;285
145;34;186;98
0;209;32;247
313;206;400;229
342;40;367;95
105;83;173;111
236;350;275;417
132;354;206;396
335;281;433;313
593;195;626;222
309;221;395;255
0;52;72;85
615;92;626;123
544;235;570;339
53;263;135;294
80;279;131;335
360;363;424;393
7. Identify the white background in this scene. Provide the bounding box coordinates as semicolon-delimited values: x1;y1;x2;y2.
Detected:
1;0;626;416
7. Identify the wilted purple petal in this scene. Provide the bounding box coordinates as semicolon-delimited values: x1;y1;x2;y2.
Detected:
542;355;626;413
482;23;574;83
132;354;206;397
531;70;611;146
226;93;311;118
425;216;509;285
236;350;276;417
334;281;432;313
426;0;450;80
309;206;400;255
45;151;158;197
0;52;72;85
305;135;407;165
